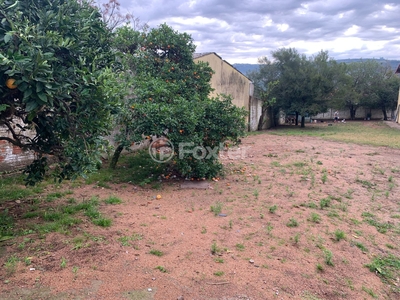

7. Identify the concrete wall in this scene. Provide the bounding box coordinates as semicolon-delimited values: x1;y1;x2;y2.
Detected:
194;53;251;111
249;97;262;131
194;52;261;130
249;98;273;131
396;88;400;124
313;107;395;121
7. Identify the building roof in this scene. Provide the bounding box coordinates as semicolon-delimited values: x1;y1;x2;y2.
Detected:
193;52;251;81
192;52;216;59
395;64;400;74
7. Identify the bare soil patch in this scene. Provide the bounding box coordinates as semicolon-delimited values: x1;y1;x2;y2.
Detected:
1;131;400;299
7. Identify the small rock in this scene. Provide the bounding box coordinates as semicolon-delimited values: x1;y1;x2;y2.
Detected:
15;200;21;204
249;259;254;264
29;268;35;271
148;288;152;292
152;277;156;281
218;213;227;217
177;296;184;300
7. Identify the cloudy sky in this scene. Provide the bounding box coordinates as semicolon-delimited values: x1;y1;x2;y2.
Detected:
99;0;400;64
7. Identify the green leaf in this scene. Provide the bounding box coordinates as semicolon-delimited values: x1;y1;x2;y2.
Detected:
23;88;32;99
25;101;38;112
4;32;12;43
18;82;28;92
36;82;44;93
0;104;9;112
37;92;47;103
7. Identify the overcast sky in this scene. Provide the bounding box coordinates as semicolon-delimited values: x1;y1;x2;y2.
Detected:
99;0;400;64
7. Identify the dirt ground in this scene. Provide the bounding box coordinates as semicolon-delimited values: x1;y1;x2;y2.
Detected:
1;123;400;300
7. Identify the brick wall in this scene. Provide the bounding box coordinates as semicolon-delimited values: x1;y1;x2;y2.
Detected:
0;125;35;172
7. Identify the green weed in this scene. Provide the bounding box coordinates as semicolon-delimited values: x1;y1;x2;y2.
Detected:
323;249;334;266
149;249;163;257
287;218;299;227
155;265;167;273
269;205;277;214
60;257;67;269
362;286;378;298
366;254;400;291
235;243;245;251
213;271;224;276
104;196;122;204
319;197;331;209
352;241;368;253
309;212;321;223
210;202;223;216
334;229;346;241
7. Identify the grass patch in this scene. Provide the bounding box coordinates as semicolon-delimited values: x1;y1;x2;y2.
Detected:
300;202;318;209
86;150;167;187
155;265;167;273
4;255;19;276
366;254;400;291
308;212;321;223
213;271;224;276
267;121;400;149
362;286;378;298
323;249;334;266
211;242;222;255
149;249;163;257
286;218;299;227
235;243;245;251
104;196;122;204
210;202;223;216
0;209;14;239
361;212;394;234
352;241;368;253
269;205;277;214
319;196;331;209
334;229;346;241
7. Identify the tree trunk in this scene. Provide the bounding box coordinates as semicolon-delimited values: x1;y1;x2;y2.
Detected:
110;144;124;169
295;112;299;126
271;107;277;127
381;106;387;120
350;106;356;120
301;116;305;128
257;106;268;130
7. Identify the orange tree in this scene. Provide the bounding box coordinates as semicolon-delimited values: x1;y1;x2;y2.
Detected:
0;0;120;184
111;24;247;179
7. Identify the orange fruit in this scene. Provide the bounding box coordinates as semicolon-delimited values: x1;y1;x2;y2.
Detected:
156;195;162;200
6;78;17;89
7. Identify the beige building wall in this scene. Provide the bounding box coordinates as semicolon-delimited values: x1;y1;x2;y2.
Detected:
396;87;400;124
193;53;251;112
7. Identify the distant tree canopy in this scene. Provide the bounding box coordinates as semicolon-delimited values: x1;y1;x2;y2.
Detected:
0;0;119;184
332;60;400;120
249;48;339;127
248;48;400;125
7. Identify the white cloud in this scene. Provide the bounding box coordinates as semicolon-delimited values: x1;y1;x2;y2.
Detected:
344;25;360;36
99;0;400;64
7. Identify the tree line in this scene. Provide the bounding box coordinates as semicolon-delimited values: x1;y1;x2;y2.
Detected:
0;0;246;184
248;48;400;128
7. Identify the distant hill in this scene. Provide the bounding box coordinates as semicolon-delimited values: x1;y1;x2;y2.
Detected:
233;59;400;77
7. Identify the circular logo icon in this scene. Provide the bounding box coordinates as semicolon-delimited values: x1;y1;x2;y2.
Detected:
148;138;174;163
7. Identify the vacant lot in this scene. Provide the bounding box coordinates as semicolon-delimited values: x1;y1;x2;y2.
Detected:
1;121;400;299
